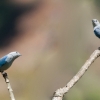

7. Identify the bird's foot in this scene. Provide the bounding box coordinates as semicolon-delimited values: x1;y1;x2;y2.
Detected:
98;47;100;50
0;71;8;81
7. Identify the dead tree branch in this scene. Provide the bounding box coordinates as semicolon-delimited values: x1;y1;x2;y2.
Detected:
52;48;100;100
1;71;15;100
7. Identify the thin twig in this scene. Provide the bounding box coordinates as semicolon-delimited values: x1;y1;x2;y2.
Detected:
1;71;15;100
52;48;100;100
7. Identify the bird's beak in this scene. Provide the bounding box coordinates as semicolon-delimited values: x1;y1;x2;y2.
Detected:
92;19;96;27
18;53;22;56
19;54;22;56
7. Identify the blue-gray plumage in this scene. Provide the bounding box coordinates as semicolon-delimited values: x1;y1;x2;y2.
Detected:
92;19;100;38
0;51;21;71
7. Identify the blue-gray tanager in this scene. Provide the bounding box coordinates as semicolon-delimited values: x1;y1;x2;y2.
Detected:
92;19;100;38
0;51;21;71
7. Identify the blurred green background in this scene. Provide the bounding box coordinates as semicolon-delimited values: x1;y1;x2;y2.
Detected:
0;0;100;100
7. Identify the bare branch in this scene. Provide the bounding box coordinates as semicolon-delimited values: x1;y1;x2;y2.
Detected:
1;71;15;100
52;48;100;100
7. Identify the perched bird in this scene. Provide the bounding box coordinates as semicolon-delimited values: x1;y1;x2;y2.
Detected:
92;19;100;38
0;51;21;71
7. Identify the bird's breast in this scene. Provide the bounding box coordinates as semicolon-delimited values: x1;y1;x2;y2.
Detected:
94;28;100;38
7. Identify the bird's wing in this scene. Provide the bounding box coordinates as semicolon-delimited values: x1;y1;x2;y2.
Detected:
0;56;7;67
94;26;100;32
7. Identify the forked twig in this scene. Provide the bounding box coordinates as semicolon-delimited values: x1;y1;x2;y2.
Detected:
52;48;100;100
1;71;15;100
